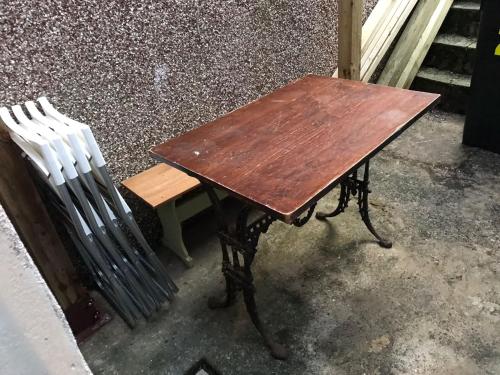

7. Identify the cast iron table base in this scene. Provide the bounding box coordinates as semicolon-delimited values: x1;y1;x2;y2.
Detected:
204;160;391;360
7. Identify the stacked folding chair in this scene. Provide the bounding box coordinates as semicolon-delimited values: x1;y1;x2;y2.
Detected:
0;99;177;327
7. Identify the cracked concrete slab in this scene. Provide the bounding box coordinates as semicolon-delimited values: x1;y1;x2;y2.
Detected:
81;111;500;374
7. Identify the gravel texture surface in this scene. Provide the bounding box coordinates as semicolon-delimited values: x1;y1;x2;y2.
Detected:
1;0;375;183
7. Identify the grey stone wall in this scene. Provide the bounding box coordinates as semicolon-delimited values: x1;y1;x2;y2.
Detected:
1;0;376;241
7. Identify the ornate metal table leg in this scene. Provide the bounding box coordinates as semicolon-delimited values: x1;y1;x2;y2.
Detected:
316;181;351;220
237;208;288;360
239;250;287;359
204;185;287;359
207;242;237;309
205;187;237;309
315;161;392;248
358;161;392;248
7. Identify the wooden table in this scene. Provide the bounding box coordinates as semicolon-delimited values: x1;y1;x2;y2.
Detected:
151;75;439;359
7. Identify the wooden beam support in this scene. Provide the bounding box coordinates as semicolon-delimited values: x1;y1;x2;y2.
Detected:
335;0;419;83
0;120;87;310
378;0;453;88
338;0;362;80
361;0;418;82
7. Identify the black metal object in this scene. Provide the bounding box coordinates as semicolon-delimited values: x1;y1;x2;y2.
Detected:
293;203;317;227
204;160;391;359
316;161;392;248
204;186;286;359
463;0;500;154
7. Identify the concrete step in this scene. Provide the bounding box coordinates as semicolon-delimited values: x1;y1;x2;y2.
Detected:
412;67;471;114
424;33;477;75
441;0;480;38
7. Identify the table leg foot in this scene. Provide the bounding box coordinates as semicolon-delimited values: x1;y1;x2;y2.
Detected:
358;161;392;249
379;239;393;249
360;214;393;249
243;288;288;360
269;341;288;360
207;295;232;309
315;211;332;221
208;276;237;309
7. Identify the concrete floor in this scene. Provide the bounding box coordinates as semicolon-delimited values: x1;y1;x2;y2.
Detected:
81;111;500;374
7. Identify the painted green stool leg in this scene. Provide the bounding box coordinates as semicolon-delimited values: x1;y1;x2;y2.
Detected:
157;200;193;268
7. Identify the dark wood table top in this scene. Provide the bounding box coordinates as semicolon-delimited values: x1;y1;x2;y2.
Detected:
151;75;439;223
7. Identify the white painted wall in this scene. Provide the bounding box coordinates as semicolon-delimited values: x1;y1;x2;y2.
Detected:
0;205;92;375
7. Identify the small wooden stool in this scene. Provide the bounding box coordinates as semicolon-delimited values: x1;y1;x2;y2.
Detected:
122;164;224;267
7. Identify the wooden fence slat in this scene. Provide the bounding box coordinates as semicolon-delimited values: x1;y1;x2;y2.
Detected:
378;0;437;86
378;0;453;88
334;0;418;82
361;0;394;55
361;0;419;81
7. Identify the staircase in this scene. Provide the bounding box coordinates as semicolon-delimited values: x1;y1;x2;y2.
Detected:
412;0;480;114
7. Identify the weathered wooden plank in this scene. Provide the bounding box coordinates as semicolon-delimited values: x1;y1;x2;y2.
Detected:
361;0;418;82
337;0;362;80
335;0;417;82
361;0;394;55
378;0;437;86
335;0;392;77
0;121;86;309
379;0;453;88
122;163;200;208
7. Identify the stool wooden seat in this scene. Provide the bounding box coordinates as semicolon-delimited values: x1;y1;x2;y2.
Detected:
122;163;225;267
122;164;200;208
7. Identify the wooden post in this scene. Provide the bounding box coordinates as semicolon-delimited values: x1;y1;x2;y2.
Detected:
0;121;86;309
338;0;362;80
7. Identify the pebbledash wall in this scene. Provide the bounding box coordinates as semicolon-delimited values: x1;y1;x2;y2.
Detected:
1;0;377;241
